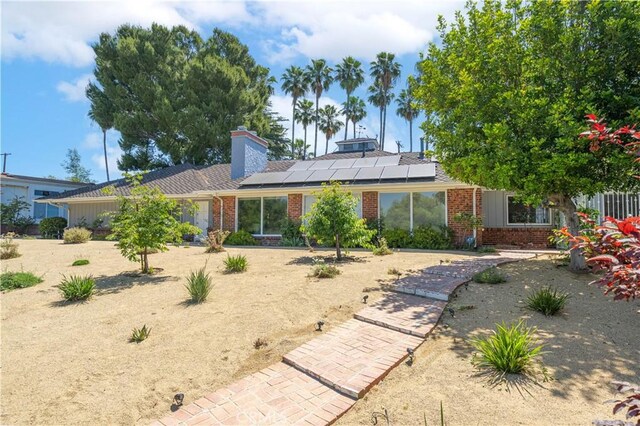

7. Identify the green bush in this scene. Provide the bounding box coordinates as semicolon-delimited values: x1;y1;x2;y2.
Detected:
280;236;304;247
310;260;340;278
526;287;569;316
282;218;303;239
39;217;67;239
59;275;95;301
225;230;258;246
0;233;20;259
411;225;454;250
1;271;43;291
185;266;213;303
130;325;151;343
72;259;90;266
473;268;507;284
477;246;497;253
63;227;92;244
372;237;393;256
224;254;248;273
471;320;547;381
382;228;411;248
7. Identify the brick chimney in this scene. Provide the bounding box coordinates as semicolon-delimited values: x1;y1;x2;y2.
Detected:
230;126;269;179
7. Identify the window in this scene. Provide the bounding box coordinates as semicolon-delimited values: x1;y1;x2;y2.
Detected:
33;203;60;220
237;196;288;235
379;191;447;231
303;193;362;218
34;190;59;197
507;196;550;224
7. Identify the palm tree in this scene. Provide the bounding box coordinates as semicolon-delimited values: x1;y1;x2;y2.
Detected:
86;82;114;181
395;88;419;152
305;59;333;158
318;105;343;155
341;96;367;139
281;66;310;158
335;57;365;141
295;99;315;159
292;138;311;159
367;82;385;145
370;52;401;150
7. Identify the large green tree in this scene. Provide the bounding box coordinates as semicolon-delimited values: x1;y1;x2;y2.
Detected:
416;0;640;270
90;25;274;170
318;105;343;155
295;99;315;158
305;59;333;156
342;96;367;139
335;57;365;141
281;66;310;158
395;87;419;152
370;52;401;150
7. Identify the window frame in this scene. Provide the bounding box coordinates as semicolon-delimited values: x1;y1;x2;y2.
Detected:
236;196;288;236
505;195;551;226
302;192;362;219
378;190;448;232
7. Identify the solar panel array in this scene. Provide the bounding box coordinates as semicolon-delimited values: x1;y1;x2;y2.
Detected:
240;156;437;186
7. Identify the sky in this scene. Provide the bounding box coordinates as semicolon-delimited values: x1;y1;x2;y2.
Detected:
1;0;464;182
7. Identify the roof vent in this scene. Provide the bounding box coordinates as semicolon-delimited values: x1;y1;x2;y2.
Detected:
237;125;248;131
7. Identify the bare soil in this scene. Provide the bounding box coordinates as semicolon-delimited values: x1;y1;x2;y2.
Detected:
0;240;470;425
337;257;640;426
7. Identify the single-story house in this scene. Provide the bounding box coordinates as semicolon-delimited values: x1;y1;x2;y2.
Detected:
37;127;639;248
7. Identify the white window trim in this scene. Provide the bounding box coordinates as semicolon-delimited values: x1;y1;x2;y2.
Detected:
505;195;551;226
378;191;448;232
236;196;288;237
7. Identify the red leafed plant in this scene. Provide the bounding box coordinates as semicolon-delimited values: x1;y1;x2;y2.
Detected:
593;381;640;426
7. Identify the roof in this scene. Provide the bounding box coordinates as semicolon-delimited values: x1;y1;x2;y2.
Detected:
1;173;93;187
41;151;453;202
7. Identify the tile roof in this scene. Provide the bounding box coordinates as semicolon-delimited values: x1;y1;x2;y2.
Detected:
1;173;93;186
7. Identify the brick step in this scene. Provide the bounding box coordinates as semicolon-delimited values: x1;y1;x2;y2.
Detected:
154;362;356;426
393;273;468;301
354;293;447;338
283;319;422;399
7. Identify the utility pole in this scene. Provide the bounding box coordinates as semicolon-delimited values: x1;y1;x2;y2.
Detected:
1;153;11;173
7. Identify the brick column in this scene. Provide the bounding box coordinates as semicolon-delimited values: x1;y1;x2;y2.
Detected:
212;197;222;230
447;188;482;246
221;196;236;232
362;191;378;221
288;194;303;221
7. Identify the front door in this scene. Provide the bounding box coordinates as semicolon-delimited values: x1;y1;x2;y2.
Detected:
194;201;210;237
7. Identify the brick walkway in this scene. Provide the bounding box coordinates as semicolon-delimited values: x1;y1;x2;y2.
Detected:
154;252;536;425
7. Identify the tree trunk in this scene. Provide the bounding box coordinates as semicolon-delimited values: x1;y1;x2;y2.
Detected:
142;248;149;274
409;119;413;153
325;136;329;156
314;96;319;157
102;129;110;181
344;93;350;140
291;101;297;158
382;104;387;150
303;127;307;159
353;120;356;139
549;194;588;272
379;107;383;149
336;233;341;261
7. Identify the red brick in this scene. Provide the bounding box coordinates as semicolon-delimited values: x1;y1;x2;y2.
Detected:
288;193;303;220
447;188;483;247
362;191;378;221
483;227;554;249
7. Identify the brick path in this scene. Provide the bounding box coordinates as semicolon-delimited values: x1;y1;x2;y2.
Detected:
154;252;536;425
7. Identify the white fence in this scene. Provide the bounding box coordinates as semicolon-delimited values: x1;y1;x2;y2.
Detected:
577;192;640;220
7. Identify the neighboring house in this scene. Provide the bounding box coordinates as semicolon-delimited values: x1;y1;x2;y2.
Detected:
38;127;637;248
1;173;92;229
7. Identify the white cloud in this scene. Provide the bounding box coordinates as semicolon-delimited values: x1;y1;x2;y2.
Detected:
56;73;92;102
91;144;123;180
83;132;102;149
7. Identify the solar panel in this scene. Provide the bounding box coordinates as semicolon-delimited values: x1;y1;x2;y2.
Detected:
374;155;401;167
306;169;337;182
354;167;384;180
283;170;315;183
331;168;360;181
240;171;291;185
381;165;409;179
308;160;336;170
288;161;314;171
407;163;436;179
352;157;379;168
330;158;357;169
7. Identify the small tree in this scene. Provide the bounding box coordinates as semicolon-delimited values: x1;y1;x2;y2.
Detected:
301;181;374;260
105;174;200;273
0;196;34;233
62;148;94;183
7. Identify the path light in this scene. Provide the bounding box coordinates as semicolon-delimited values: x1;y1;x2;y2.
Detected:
362;295;369;304
370;407;390;425
173;393;184;407
315;320;325;331
406;348;415;365
465;282;469;290
448;307;455;318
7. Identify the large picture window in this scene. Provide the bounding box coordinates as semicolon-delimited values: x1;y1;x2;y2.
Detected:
412;192;446;228
507;196;550;225
33;203;60;220
237;196;288;235
303;193;362;218
379;193;411;230
379;191;447;231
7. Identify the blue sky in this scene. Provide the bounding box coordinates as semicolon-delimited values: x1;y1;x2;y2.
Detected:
1;0;464;182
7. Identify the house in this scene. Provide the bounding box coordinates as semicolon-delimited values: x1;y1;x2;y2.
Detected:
40;127;631;249
1;173;92;232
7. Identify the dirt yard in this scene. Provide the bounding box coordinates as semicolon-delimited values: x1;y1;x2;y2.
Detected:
337;257;640;426
0;239;472;425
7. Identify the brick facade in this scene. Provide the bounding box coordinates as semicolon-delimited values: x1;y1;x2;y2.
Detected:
362;192;378;221
483;227;554;248
446;188;483;246
288;194;303;221
213;196;235;232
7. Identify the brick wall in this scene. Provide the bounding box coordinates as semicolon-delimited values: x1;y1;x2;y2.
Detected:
220;196;236;231
362;191;378;221
212;197;222;231
483;227;554;248
288;194;303;221
447;188;483;246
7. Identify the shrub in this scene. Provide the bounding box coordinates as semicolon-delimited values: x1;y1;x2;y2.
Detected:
411;225;455;250
253;337;268;349
0;233;20;259
471;320;547;381
310;260;340;278
39;217;67;239
185;266;213;303
526;287;569;316
72;259;90;266
63;227;92;244
225;230;258;246
0;271;43;291
281;218;303;240
130;325;151;343
387;267;401;276
382;228;411;248
59;275;95;301
473;268;507;284
372;237;393;256
13;216;36;234
204;229;230;253
593;381;640;426
280;236;304;247
477;246;497;253
224;254;248;273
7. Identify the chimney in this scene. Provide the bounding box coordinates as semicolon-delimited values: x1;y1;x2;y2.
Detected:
230;127;269;179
